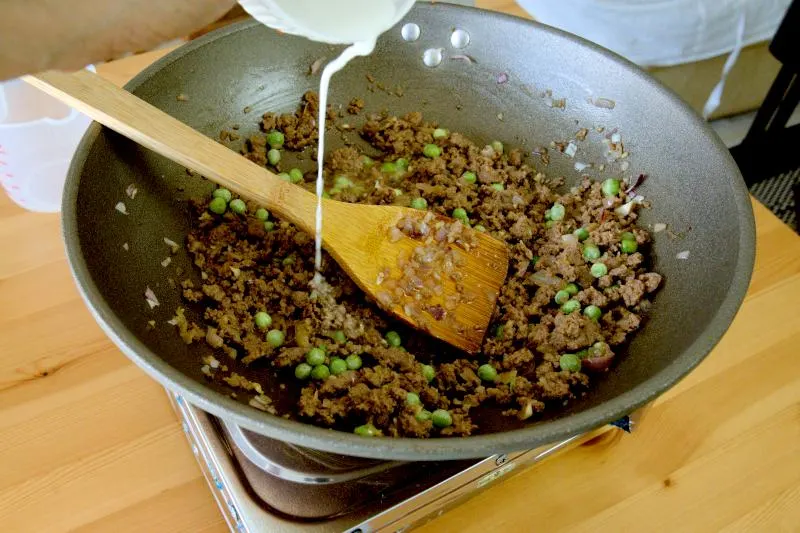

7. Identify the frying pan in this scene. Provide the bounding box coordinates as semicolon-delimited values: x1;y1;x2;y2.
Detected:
62;3;755;460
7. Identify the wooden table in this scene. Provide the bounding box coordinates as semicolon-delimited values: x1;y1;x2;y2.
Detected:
2;24;800;533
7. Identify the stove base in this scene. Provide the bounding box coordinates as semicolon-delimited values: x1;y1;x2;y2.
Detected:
168;391;625;532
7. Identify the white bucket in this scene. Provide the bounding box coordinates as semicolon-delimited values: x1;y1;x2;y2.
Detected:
0;66;95;212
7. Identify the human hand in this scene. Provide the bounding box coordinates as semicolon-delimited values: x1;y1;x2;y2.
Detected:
0;0;237;80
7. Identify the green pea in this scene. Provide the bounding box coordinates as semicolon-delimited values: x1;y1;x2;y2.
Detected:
346;354;363;370
311;364;330;380
385;331;401;347
331;330;347;344
295;363;312;380
415;409;432;422
282;255;295;266
491;183;505;191
254;311;272;329
583;243;601;261
289;168;304;183
396;158;409;170
490;140;504;154
495;324;505;339
462;171;477;184
361;155;374;167
213;188;232;203
256;208;269;221
621;239;638;254
583;305;602;321
264;221;275;232
421;364;435;383
406;392;421;406
621;231;636;241
554;290;571;305
431;409;453;428
381;162;398;174
330;357;348;376
306;347;326;367
591;263;608;278
477;364;498;382
474;225;486;232
560;353;581;372
564;283;580;296
267;148;281;166
209;197;227;215
433;128;449;139
574;227;590;241
266;329;284;348
229;199;246;215
452;208;468;221
411;197;428;210
334;176;354;189
550;203;565;221
278;172;291;182
423;144;442;158
266;130;284;149
354;423;379;437
561;299;581;314
601;178;620;197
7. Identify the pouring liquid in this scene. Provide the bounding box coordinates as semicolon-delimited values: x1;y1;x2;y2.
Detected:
237;0;415;272
313;41;375;270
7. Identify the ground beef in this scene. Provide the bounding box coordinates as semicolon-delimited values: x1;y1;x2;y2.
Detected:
172;93;662;438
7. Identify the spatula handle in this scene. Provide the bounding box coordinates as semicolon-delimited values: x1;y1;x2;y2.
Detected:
24;69;317;233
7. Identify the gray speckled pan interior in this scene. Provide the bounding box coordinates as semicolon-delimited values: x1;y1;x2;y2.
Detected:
62;4;755;460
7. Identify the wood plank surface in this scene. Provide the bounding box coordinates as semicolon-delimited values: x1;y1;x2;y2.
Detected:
1;5;799;533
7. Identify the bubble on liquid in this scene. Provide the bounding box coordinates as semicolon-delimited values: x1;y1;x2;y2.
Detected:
401;23;421;42
422;48;444;68
450;28;470;49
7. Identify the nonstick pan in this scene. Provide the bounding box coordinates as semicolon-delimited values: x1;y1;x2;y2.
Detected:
62;4;755;460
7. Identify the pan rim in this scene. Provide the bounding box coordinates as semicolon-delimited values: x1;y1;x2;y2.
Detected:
62;5;756;460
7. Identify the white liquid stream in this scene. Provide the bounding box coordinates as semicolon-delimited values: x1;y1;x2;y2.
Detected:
314;40;376;270
237;0;415;272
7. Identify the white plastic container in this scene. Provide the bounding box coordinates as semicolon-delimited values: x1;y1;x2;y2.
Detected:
0;67;95;212
516;0;791;67
237;0;416;44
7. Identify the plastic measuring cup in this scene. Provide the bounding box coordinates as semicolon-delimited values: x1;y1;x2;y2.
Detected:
237;0;416;44
0;66;95;212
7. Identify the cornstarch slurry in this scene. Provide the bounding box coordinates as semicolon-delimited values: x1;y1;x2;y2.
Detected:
313;40;376;272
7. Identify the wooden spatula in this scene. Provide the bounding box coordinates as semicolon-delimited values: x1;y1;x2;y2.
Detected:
26;69;509;353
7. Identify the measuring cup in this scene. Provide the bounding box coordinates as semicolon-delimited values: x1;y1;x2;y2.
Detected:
0;66;95;212
237;0;416;44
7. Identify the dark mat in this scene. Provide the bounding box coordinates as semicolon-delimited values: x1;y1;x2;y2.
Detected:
748;168;799;231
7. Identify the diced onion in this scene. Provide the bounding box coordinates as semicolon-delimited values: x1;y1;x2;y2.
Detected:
561;234;579;246
615;201;634;217
164;237;180;254
144;286;160;309
125;184;138;199
590;97;616;109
